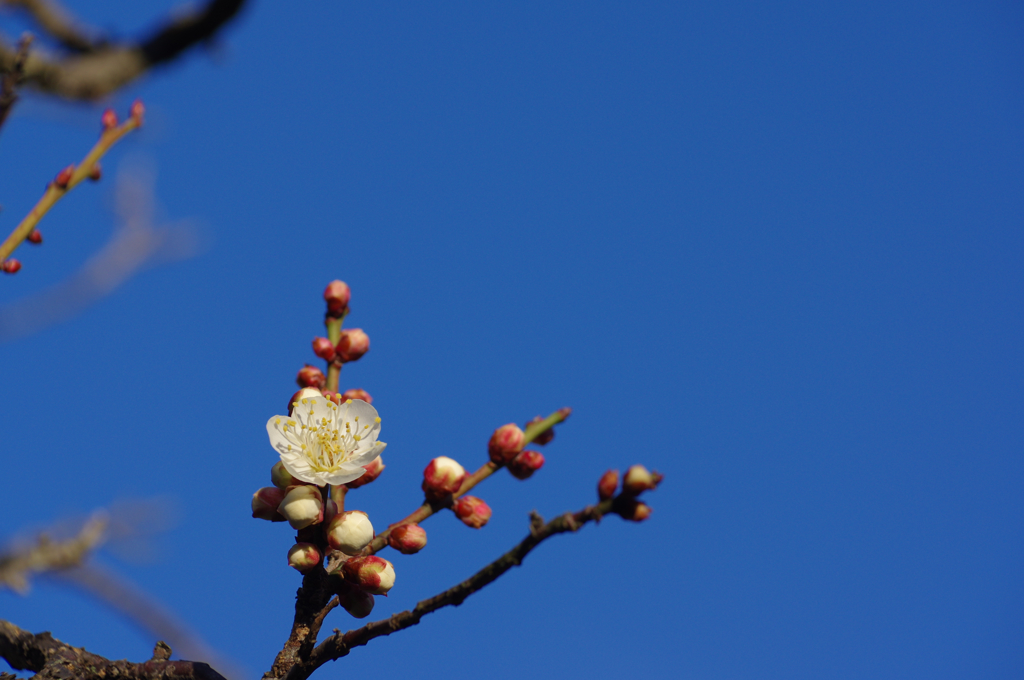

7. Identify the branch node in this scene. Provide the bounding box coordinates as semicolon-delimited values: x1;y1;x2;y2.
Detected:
151;640;172;661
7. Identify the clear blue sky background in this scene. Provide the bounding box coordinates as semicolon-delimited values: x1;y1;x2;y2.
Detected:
2;1;1022;678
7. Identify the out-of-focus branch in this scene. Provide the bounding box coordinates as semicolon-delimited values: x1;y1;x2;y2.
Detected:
1;0;100;53
0;162;202;342
0;512;106;594
0;32;31;133
360;408;572;556
0;0;248;100
283;492;646;680
0;619;228;680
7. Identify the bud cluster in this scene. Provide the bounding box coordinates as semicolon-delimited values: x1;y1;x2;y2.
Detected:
595;465;662;522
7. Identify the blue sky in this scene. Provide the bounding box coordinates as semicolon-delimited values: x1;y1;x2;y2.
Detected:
2;2;1022;678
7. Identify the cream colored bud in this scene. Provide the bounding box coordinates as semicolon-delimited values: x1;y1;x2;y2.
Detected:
278;485;323;530
326;510;375;555
287;543;322;573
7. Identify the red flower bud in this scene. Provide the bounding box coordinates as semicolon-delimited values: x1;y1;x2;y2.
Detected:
312;337;336;362
422;456;466;500
101;108;118;131
26;230;42;245
336;580;375;618
129;99;145;124
617;498;653;522
251;487;286;521
622;465;662;496
507;450;545;480
54;165;74;189
287;543;322;573
1;259;21;274
526;415;555;445
340;388;373;404
288;387;323;414
88;163;102;182
296;364;326;389
336;328;369;362
324;280;351;315
488;423;525;464
388;524;427;554
342;555;395;595
452;496;492;529
597;469;619;501
345;455;385;489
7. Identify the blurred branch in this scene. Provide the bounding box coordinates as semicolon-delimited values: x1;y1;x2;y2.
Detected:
0;619;228;680
0;512;105;594
1;0;99;53
0;0;248;100
0;162;202;342
0;31;30;133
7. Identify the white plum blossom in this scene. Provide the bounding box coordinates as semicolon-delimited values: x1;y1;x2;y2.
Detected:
267;397;386;486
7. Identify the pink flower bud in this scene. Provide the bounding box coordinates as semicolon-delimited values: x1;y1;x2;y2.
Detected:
345;456;385;489
336;580;375;618
26;230;42;245
622;465;662;496
88;163;101;182
526;416;554;445
452;496;491;529
288;387;323;414
340;388;373;404
54;165;74;189
597;469;619;501
617;498;653;522
129;99;145;124
101;108;118;131
342;555;395;595
287;543;322;573
2;259;22;274
278;485;323;530
388;524;427;554
422;456;466;500
324;280;351;315
326;510;375;555
312;337;336;361
488;423;525;464
506;450;545;480
336;328;369;362
252;486;286;521
296;364;326;389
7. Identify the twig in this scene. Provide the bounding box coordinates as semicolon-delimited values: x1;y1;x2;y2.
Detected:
359;408;572;556
0;108;141;266
0;32;32;134
283;494;635;680
0;619;228;680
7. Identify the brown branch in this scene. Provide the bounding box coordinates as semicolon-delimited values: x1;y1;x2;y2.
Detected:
359;408;572;556
0;0;248;100
0;32;31;133
283;493;642;680
0;619;228;680
2;0;101;52
0;512;105;594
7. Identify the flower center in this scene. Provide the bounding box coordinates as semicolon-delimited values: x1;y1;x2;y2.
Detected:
275;399;377;474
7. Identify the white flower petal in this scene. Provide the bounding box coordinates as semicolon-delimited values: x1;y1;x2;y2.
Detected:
325;465;369;486
349;442;386;467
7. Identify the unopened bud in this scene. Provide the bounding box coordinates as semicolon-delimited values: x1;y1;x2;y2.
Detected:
526;416;554;445
296;364;326;389
342;555;395;595
452;496;491;529
488;423;525;464
336;580;375;618
323;498;339;524
278;485;323;530
388;524;427;554
326;510;374;555
340;388;373;404
54;165;74;189
336;328;369;362
312;337;336;361
26;230;42;245
345;456;384;489
251;486;286;521
622;465;662;496
101;108;118;131
288;387;323;414
88;163;102;182
422;456;466;500
324;280;351;315
597;469;619;501
1;259;21;274
507;450;545;480
617;498;652;522
271;461;299;488
129;99;145;124
287;542;322;573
